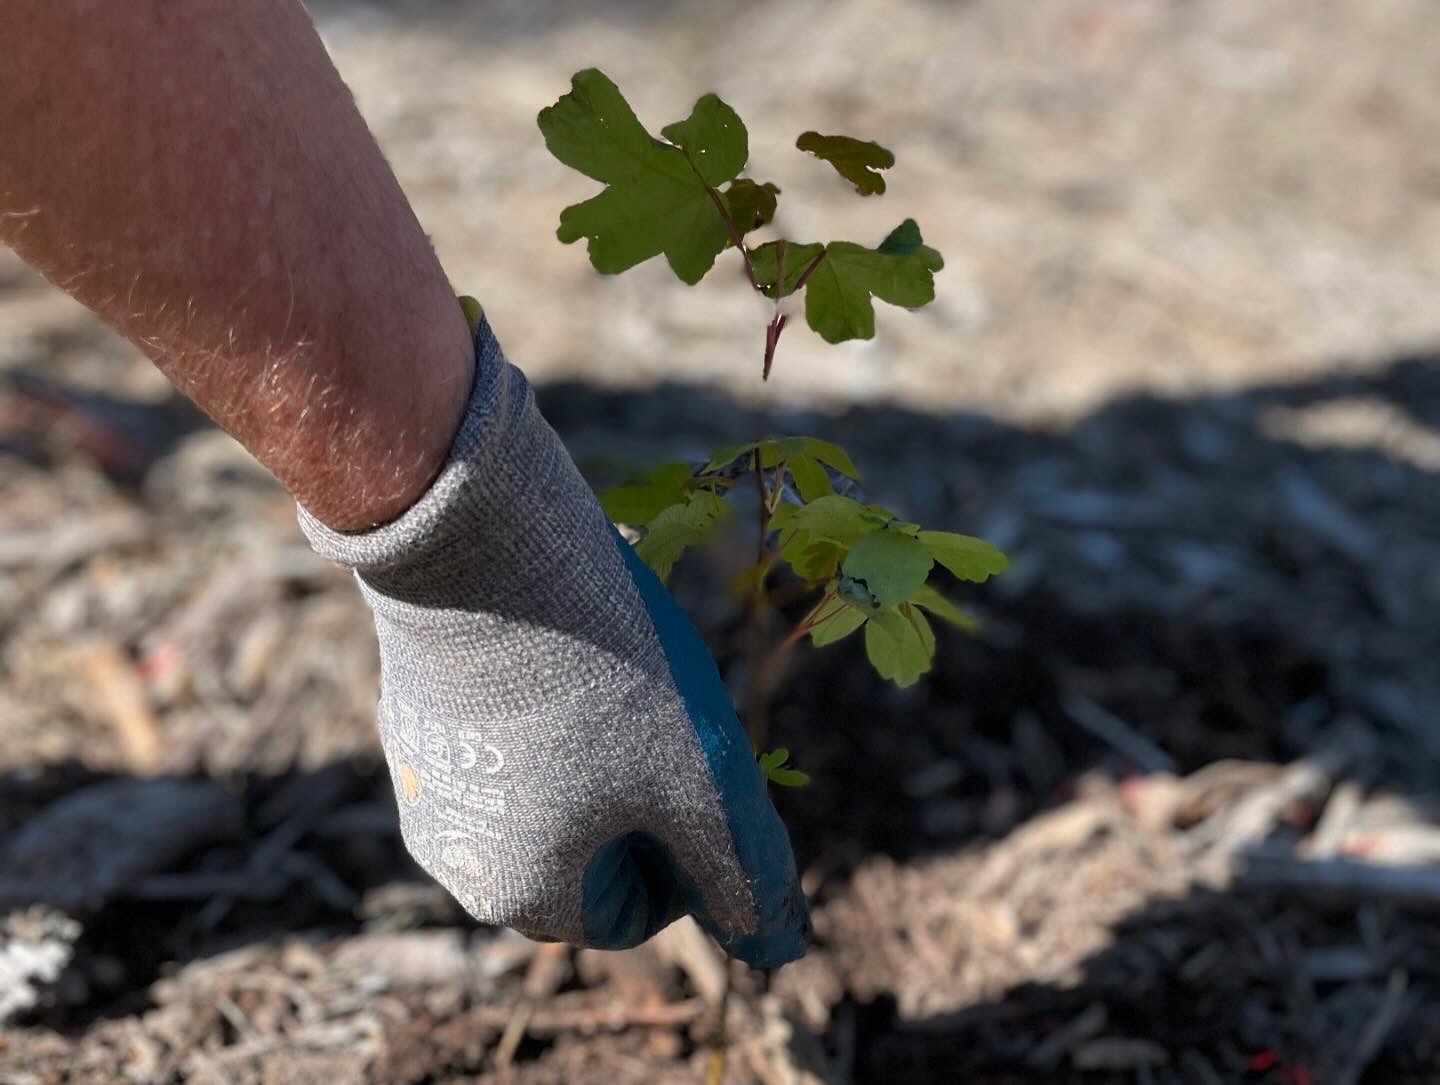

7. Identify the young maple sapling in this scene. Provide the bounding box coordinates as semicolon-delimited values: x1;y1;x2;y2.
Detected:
528;68;1009;781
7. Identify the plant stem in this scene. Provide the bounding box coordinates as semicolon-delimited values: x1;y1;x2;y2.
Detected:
700;178;761;293
745;589;841;754
688;160;807;380
793;247;827;291
753;451;770;566
763;313;787;381
705;961;734;1085
742;451;774;752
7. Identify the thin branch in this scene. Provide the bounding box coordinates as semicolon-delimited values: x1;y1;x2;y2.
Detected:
763;314;788;381
742;450;774;751
793;248;828;291
705;962;735;1085
785;592;845;646
746;602;826;751
700;180;761;292
763;317;781;381
753;451;770;567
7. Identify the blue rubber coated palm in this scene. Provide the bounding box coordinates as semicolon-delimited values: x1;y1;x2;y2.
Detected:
578;534;810;968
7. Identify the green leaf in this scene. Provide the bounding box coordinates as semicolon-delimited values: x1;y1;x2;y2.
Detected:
703;441;758;474
864;606;933;687
875;218;930;257
789;495;880;546
600;463;693;525
841;530;934;609
787;454;833;502
758;437;808;469
751;240;827;298
782;536;845;582
803;220;944;343
660;99;748;185
758;747;789;772
799;437;860;480
768;502;798;534
910;584;979;631
903;602;936;658
539;69;747;284
759;747;811;788
458;295;485;334
634;491;727;580
775;496;893;584
724;179;780;236
810;600;868;646
768;767;812;788
917;530;1010;583
796;131;895;196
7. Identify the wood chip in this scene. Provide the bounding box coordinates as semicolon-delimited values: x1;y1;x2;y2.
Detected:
1072;1037;1170;1070
79;640;165;774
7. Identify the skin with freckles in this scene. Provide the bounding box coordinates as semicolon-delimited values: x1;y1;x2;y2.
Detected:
0;0;475;529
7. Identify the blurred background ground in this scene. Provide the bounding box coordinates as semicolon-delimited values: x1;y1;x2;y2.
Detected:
4;1;1440;1082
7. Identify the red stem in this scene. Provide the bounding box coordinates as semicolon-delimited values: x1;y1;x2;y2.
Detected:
793;248;828;291
698;177;761;292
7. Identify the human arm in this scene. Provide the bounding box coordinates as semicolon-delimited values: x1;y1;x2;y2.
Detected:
0;0;472;529
0;0;809;964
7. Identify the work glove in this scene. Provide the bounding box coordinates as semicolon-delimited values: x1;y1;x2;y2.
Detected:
299;317;809;967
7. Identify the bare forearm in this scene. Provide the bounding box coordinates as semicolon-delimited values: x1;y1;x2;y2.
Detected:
0;0;473;528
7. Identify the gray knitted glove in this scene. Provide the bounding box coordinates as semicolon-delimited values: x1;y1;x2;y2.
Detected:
300;319;809;967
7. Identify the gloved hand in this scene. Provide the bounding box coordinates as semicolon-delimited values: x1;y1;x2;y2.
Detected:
299;318;809;967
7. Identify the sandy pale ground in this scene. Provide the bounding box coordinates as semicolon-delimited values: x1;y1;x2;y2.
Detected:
312;0;1440;420
4;0;1439;426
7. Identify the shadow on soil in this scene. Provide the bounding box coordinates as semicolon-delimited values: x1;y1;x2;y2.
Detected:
5;351;1440;1078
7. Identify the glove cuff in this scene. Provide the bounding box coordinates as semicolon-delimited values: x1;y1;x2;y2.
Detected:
298;317;543;573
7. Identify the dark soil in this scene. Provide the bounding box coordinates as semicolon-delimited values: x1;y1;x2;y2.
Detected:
6;353;1440;1084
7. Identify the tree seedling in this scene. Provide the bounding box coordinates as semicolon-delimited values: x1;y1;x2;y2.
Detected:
534;68;1009;776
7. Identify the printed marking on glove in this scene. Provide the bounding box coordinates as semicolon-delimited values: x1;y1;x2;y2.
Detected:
454;740;505;773
424;732;453;767
398;763;422;804
386;701;513;838
436;827;500;869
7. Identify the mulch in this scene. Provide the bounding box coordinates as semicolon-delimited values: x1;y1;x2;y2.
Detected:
5;351;1440;1084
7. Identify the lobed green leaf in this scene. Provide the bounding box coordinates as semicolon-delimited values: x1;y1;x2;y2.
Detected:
703;441;757;474
767;767;812;788
751;240;827;300
809;600;868;647
864;604;934;687
759;747;811;788
799;437;860;479
789;495;882;546
633;491;727;581
910;584;979;631
600;463;694;525
796;131;895;196
753;222;943;342
758;748;790;772
539;69;747;284
803;220;944;343
782;535;846;582
787;453;833;502
757;437;809;469
917;530;1010;583
840;530;934;610
723;179;781;236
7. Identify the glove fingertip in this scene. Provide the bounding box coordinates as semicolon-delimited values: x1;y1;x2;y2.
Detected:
710;920;811;970
698;887;812;969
